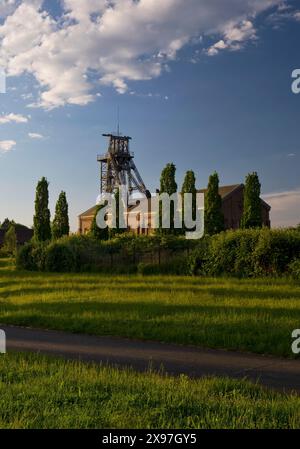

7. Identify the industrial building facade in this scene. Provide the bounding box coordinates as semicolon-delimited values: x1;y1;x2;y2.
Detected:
78;184;271;235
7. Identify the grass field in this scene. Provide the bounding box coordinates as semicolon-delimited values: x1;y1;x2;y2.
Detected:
0;258;300;357
0;352;299;429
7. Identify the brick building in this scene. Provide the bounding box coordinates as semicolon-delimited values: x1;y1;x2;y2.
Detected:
78;184;271;235
199;184;271;230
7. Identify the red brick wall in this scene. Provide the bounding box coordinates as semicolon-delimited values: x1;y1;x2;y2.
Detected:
222;186;270;230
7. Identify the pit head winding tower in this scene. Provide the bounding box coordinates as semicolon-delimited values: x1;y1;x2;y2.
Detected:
97;134;151;199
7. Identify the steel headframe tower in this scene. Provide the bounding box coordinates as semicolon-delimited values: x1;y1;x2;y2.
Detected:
97;133;151;199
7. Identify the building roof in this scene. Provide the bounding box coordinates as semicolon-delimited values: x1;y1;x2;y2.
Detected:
78;205;98;218
79;199;147;218
198;184;242;198
198;183;271;210
79;184;271;218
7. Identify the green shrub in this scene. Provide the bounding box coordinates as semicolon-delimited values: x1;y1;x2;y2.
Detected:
3;224;17;256
45;242;76;273
17;243;35;271
0;248;12;258
288;259;300;280
253;229;300;276
16;242;46;271
187;236;210;275
207;229;261;277
32;242;47;271
207;231;241;276
58;235;103;270
233;229;261;277
189;228;300;278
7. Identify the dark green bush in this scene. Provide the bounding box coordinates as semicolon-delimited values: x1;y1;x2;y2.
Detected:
17;242;46;271
189;228;300;277
206;229;261;277
0;248;12;258
59;235;104;270
187;236;210;275
234;229;260;277
253;229;300;276
17;243;35;271
45;242;76;273
288;259;300;280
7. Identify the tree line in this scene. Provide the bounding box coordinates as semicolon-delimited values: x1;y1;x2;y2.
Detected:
156;164;263;236
31;167;263;244
33;177;69;242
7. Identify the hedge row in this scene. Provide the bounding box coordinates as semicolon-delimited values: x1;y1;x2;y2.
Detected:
16;234;195;273
16;228;300;277
188;228;300;278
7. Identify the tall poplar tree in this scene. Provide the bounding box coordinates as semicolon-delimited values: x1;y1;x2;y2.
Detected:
204;172;224;235
52;191;70;239
33;177;51;242
90;204;109;240
3;224;17;255
159;163;178;234
181;170;197;230
241;172;262;229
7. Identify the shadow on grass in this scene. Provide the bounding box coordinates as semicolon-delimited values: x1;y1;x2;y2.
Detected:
1;282;300;301
1;299;300;322
0;300;297;357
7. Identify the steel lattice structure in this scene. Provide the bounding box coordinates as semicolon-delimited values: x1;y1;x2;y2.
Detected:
97;133;151;199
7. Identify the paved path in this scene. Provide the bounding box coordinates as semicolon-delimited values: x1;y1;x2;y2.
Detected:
2;325;300;394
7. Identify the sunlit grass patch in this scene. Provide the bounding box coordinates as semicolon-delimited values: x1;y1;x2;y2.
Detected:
0;259;300;356
0;353;299;429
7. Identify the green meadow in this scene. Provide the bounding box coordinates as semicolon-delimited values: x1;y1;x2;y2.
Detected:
0;259;300;357
0;353;299;429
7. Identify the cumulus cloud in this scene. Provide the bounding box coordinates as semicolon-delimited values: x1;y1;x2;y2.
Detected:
28;132;44;139
0;112;28;124
0;0;283;109
207;20;256;56
0;139;16;152
263;189;300;228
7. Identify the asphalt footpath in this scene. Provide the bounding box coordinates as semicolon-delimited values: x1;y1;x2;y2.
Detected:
2;324;300;394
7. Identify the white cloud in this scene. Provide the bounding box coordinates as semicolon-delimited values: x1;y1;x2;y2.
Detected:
0;112;28;124
207;20;256;56
28;132;44;139
0;139;16;152
0;0;283;109
207;39;228;56
294;12;300;21
263;189;300;228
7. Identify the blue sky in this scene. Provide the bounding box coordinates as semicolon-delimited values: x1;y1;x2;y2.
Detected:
0;0;300;230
